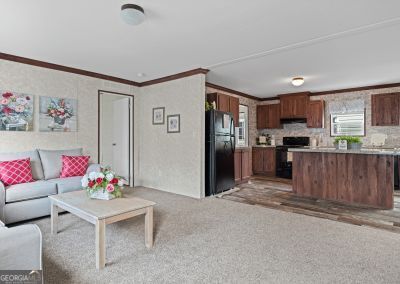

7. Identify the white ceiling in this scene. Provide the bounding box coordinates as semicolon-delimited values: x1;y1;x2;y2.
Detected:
1;1;400;98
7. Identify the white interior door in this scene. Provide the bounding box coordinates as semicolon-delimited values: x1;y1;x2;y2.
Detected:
112;97;130;182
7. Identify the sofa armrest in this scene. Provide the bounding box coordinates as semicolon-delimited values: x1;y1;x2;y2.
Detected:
0;181;5;222
86;163;101;174
0;224;42;270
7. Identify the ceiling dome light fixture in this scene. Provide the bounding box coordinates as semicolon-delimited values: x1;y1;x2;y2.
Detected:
121;4;145;25
291;77;304;87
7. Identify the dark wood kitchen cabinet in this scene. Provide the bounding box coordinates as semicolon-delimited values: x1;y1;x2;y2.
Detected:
307;100;325;128
257;105;268;129
229;96;239;127
279;92;310;119
235;148;252;184
252;147;276;176
207;93;239;126
371;93;400;126
257;104;281;129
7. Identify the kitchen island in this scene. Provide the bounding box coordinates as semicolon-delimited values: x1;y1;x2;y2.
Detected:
289;148;398;209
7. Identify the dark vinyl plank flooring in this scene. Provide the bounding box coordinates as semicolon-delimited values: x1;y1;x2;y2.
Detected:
223;176;400;234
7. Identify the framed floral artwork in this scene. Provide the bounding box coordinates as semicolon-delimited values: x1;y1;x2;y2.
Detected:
152;107;165;125
167;114;180;133
39;96;78;132
0;90;34;131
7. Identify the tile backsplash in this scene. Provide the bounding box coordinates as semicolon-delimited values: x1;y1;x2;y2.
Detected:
258;87;400;148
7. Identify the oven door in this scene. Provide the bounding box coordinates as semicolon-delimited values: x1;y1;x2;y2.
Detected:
276;146;294;179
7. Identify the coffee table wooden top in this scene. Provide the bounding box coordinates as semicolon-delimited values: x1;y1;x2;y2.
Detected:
49;189;156;220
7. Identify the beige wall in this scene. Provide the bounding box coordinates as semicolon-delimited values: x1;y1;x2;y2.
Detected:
137;75;206;198
0;59;137;161
0;59;206;198
258;88;400;147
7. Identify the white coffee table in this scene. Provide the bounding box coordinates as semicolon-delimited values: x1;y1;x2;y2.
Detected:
49;189;156;269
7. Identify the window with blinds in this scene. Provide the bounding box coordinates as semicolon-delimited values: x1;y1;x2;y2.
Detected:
330;112;365;136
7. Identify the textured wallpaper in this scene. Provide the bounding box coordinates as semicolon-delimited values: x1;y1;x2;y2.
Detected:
0;60;137;162
137;75;206;198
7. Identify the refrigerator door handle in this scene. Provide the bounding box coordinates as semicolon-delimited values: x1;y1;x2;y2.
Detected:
230;118;235;153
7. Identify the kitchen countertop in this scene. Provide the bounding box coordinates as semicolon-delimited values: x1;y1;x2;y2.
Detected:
288;147;400;155
235;146;251;150
252;145;276;148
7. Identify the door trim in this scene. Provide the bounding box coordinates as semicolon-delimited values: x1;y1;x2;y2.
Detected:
98;90;134;186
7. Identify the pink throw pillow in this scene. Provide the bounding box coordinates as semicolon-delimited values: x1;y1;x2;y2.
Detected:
0;158;34;186
60;155;90;178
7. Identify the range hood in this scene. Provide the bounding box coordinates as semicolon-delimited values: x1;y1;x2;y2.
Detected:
280;118;307;124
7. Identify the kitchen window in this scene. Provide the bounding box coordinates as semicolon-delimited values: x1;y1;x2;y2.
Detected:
236;104;249;147
330;111;365;136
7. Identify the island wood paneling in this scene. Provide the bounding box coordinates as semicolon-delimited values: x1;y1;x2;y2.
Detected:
292;152;394;209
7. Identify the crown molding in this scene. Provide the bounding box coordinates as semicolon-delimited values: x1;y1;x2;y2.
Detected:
205;82;261;101
310;82;400;96
2;52;400;96
139;68;209;87
0;52;141;86
0;52;209;88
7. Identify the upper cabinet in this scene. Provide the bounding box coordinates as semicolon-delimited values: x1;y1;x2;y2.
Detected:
257;104;281;129
307;100;325;128
207;93;240;126
229;96;239;127
256;105;268;129
371;93;400;126
279;92;310;119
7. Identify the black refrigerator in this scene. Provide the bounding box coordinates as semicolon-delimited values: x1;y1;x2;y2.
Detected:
205;110;235;196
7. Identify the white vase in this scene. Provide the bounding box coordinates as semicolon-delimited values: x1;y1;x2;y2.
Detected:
90;190;115;200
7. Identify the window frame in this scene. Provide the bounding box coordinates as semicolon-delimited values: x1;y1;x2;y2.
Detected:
330;110;366;137
236;104;249;147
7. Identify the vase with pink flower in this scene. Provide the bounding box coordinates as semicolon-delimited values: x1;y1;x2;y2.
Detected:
46;98;73;129
81;167;124;200
0;91;33;131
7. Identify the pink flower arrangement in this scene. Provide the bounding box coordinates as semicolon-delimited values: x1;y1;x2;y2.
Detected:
81;167;123;198
0;91;33;126
47;98;73;119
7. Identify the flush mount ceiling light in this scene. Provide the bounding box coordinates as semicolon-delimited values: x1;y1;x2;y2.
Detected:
121;4;145;25
291;77;304;87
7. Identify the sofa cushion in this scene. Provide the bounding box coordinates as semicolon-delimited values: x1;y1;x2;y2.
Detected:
60;155;90;178
0;158;34;186
48;176;83;194
0;150;44;180
5;181;57;203
38;148;83;180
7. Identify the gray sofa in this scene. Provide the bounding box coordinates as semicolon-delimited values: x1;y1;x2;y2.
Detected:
0;149;100;224
0;220;42;270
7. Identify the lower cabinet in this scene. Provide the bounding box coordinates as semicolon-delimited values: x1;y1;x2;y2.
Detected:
235;148;252;184
252;147;276;176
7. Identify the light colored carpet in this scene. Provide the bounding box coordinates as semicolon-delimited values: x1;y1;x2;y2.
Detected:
30;187;400;284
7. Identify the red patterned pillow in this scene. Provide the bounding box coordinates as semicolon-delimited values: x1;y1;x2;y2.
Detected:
60;155;90;178
0;158;34;186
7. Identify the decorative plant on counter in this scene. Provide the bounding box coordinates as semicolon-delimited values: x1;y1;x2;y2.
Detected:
334;136;363;150
81;167;125;200
205;101;214;111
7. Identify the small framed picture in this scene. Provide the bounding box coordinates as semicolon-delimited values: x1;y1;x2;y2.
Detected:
167;114;180;133
152;107;165;125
